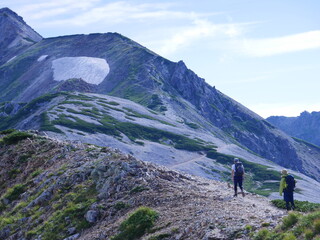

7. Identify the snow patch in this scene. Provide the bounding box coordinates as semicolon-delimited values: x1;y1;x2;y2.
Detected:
52;57;109;85
37;55;48;62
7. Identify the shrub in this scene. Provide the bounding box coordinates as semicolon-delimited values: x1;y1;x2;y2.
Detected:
304;229;314;240
3;184;25;202
282;212;300;230
114;201;130;210
149;233;171;240
272;199;320;212
314;219;320;234
2;131;33;144
283;232;297;240
112;207;158;240
254;228;272;240
0;129;15;134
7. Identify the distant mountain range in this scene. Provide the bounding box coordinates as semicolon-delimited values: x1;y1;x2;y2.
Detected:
267;111;320;147
1;6;320;196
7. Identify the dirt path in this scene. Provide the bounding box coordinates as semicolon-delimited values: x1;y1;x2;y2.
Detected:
169;154;207;168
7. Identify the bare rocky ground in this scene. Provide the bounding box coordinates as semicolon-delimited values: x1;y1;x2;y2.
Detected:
0;132;286;240
79;167;286;240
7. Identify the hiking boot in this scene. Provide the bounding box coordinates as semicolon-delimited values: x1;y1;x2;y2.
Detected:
241;191;245;197
233;193;237;197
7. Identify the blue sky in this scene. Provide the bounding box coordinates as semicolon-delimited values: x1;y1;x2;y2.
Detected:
2;0;320;118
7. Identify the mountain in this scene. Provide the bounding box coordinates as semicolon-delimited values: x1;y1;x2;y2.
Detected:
0;7;42;66
1;7;320;197
267;111;320;147
0;131;287;239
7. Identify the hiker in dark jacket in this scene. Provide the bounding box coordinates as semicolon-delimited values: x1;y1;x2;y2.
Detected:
279;169;296;210
231;158;245;197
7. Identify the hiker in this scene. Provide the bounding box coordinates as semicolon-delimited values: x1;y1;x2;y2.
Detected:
231;158;245;197
279;169;296;210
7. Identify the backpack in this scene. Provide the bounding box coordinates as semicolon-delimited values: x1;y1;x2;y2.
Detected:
234;162;244;176
285;175;296;191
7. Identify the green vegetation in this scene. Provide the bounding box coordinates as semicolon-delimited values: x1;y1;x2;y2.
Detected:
293;137;320;151
66;107;102;118
31;169;43;178
0;130;33;145
130;185;149;194
53;114;120;136
232;118;265;135
123;107;174;126
148;94;166;111
98;99;120;106
149;233;172;240
35;183;97;240
0;92;65;130
253;210;320;240
2;184;25;202
61;100;94;108
8;169;22;179
114;201;130;210
40;112;63;133
0;129;16;134
53;113;211;152
111;207;159;240
272;200;320;213
185;122;200;129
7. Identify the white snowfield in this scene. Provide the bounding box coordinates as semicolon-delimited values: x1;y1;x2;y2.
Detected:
52;57;110;84
37;55;48;62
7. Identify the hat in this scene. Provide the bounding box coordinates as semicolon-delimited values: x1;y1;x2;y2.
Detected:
281;169;288;175
234;158;240;163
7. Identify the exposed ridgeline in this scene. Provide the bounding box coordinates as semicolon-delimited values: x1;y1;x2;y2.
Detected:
0;8;42;65
1;8;320;182
0;131;285;240
267;111;320;147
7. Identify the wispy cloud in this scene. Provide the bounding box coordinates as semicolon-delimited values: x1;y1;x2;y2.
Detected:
16;0;99;19
16;0;244;56
237;31;320;57
157;19;245;56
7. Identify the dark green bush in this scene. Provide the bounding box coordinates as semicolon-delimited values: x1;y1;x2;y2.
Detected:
272;199;320;212
0;129;16;135
1;131;33;144
282;212;300;230
3;184;25;202
112;207;158;240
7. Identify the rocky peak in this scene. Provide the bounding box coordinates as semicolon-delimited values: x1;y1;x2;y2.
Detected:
0;7;42;64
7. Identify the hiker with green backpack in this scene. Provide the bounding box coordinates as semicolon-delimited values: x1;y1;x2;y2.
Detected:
279;169;296;211
231;158;245;197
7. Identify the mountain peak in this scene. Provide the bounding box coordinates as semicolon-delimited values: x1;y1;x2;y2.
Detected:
0;7;42;65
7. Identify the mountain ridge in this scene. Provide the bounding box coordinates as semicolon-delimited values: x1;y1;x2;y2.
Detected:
267;111;320;147
0;7;42;65
1;8;320;189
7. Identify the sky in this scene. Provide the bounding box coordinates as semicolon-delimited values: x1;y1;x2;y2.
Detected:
2;0;320;118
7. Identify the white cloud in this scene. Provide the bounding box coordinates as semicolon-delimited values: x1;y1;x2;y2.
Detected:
238;31;320;57
157;19;245;56
20;1;194;26
16;0;99;19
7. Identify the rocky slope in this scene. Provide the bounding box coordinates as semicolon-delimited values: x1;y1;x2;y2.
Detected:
1;92;320;203
0;8;42;66
267;111;320;147
0;130;286;240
